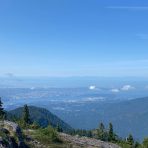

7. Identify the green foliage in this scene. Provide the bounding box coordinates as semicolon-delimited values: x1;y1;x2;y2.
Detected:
87;130;93;138
0;98;5;120
135;141;141;148
96;122;117;142
22;104;31;127
94;122;142;148
9;106;72;132
6;104;148;148
117;141;133;148
56;124;63;132
127;134;134;146
108;122;115;141
143;138;148;148
70;129;93;138
116;139;142;148
97;122;107;141
30;122;40;129
32;125;60;144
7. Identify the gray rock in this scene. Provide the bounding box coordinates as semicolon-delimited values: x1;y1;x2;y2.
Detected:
0;120;26;148
59;133;121;148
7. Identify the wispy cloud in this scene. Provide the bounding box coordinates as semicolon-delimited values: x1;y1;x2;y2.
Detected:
111;88;120;93
121;85;135;91
136;34;148;40
106;6;148;10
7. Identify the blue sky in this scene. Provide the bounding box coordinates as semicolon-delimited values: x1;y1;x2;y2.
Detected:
0;0;148;77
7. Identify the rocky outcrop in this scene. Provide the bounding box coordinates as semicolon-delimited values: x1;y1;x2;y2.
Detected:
0;120;26;148
59;133;121;148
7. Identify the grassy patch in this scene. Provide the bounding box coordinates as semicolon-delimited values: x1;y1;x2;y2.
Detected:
28;126;62;145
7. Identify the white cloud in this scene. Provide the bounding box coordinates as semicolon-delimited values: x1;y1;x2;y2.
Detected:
111;89;120;93
89;85;96;90
106;6;148;10
121;85;135;91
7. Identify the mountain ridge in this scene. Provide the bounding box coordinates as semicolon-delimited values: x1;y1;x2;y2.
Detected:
8;106;73;133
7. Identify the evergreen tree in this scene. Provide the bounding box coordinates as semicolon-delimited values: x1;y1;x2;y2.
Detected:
56;123;63;132
127;134;134;146
134;141;140;148
22;104;31;126
0;97;5;120
97;122;106;141
87;130;92;138
108;122;114;141
99;123;105;132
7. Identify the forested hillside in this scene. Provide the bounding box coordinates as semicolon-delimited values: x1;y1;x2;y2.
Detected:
8;106;72;133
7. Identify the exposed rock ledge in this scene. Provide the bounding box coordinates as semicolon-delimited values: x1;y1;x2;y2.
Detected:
59;133;121;148
0;120;25;148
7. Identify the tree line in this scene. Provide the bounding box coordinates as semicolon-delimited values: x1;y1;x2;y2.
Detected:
1;97;148;147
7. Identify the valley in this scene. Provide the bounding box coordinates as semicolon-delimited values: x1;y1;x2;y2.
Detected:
1;86;148;141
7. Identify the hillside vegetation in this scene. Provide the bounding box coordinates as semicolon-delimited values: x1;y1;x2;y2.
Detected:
0;98;148;147
8;106;72;132
55;97;148;140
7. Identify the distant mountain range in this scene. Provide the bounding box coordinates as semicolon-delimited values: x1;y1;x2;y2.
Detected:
103;97;148;141
8;106;72;132
3;86;148;141
6;97;148;141
52;97;148;141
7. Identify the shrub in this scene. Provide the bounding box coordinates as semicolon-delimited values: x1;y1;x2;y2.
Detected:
33;125;60;144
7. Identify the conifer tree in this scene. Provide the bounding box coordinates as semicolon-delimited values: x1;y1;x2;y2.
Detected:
87;130;92;138
97;122;105;141
108;122;114;141
0;97;5;120
56;123;63;132
22;104;31;126
100;123;105;132
127;134;134;145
